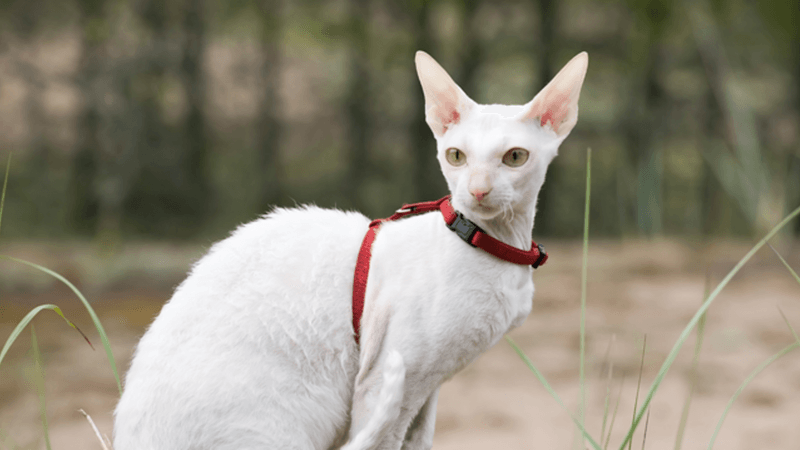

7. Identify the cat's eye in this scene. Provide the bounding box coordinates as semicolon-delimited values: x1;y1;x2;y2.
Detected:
502;148;529;167
445;148;466;166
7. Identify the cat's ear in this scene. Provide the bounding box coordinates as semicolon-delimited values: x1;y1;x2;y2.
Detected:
415;51;475;138
522;52;588;137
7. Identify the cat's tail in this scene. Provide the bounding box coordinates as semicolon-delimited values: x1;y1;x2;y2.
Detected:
341;350;405;450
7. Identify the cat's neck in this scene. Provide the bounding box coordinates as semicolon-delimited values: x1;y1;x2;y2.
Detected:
457;202;536;251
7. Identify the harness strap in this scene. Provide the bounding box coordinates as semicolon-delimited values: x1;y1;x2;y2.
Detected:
351;224;378;345
351;196;547;344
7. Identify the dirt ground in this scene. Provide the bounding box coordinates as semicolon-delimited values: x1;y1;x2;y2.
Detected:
1;239;799;450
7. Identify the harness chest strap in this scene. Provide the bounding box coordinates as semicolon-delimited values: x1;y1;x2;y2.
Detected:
351;196;548;345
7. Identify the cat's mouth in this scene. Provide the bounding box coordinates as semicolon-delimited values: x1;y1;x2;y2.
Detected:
467;202;503;220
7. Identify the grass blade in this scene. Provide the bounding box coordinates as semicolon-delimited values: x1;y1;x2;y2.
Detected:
616;204;800;450
604;376;625;450
505;335;603;450
600;335;616;447
79;409;111;450
777;307;799;345
674;278;710;450
0;153;10;236
31;325;52;450
641;409;651;450
0;304;87;369
629;336;647;450
707;342;799;449
578;147;592;448
0;256;122;394
767;243;800;286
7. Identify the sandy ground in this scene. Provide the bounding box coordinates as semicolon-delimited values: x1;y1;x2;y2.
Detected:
1;239;800;450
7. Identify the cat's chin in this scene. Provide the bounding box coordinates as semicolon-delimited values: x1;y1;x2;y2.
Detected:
465;203;504;221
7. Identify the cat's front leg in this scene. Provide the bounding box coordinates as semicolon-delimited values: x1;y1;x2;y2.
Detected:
401;386;439;450
346;349;439;450
343;350;407;450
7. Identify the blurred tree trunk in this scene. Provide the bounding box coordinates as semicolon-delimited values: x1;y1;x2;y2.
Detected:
343;0;371;211
70;0;105;237
408;0;447;202
629;49;665;236
531;0;558;235
18;60;58;233
623;0;671;236
458;0;482;99
255;0;285;213
71;0;138;249
700;89;726;236
181;0;211;221
123;0;211;238
123;0;170;237
3;2;61;235
536;0;555;87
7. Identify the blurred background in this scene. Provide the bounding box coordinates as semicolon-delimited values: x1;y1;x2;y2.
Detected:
0;0;797;243
1;0;800;449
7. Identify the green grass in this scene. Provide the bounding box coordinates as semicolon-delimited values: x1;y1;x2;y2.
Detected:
505;335;604;450
619;205;800;450
708;341;799;449
578;147;591;448
0;255;122;394
628;335;647;450
603;376;625;450
0;303;91;369
769;243;800;286
31;325;52;450
0;154;10;235
507;146;800;449
0;154;122;447
598;335;616;448
673;278;709;450
705;278;800;450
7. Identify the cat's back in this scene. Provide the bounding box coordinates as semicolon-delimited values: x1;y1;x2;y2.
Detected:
149;205;370;346
187;205;371;306
114;205;369;450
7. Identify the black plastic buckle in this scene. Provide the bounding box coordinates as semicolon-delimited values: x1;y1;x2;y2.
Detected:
532;243;547;269
447;211;480;247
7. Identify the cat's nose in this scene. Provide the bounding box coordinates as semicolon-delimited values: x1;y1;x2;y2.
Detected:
471;189;491;202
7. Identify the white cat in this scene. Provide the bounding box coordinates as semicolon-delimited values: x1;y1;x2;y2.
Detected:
113;50;588;450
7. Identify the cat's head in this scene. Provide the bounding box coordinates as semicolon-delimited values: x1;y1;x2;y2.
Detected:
415;51;588;225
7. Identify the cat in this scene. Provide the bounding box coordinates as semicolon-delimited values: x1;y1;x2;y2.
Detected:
113;49;588;450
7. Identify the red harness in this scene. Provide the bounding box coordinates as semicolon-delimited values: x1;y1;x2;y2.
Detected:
351;195;548;344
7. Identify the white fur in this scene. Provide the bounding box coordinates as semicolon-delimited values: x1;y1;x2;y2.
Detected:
113;50;588;450
340;351;405;450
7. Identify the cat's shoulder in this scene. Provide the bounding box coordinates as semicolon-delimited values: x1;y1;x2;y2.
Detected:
230;204;370;237
263;204;369;225
209;204;370;256
190;204;371;275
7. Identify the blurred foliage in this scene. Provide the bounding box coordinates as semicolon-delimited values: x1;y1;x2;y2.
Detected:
0;0;797;243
